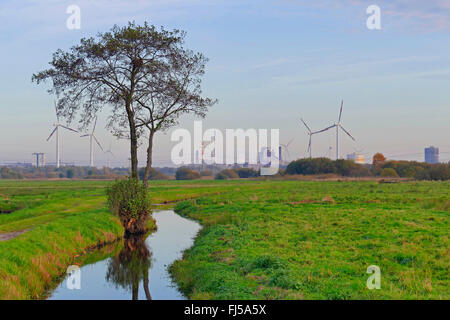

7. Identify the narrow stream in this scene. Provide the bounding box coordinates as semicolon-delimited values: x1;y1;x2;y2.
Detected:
48;210;201;300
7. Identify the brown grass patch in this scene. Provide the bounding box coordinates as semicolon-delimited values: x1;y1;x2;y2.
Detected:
321;195;335;204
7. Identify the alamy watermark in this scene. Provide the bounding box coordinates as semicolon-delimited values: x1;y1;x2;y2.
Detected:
171;121;280;175
366;5;381;30
366;265;381;289
66;5;81;30
66;265;81;290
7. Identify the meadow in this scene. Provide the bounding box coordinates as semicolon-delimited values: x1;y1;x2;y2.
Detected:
171;180;449;299
0;179;255;299
0;179;448;299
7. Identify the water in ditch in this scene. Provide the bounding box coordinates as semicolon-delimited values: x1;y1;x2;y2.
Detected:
48;210;201;300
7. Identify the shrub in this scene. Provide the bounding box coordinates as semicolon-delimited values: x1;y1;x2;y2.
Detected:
66;169;74;178
333;159;372;177
217;169;239;179
200;170;213;177
175;167;201;180
138;167;169;180
215;172;228;180
380;168;399;178
235;168;259;178
286;158;336;175
106;178;151;235
428;164;450;181
0;200;21;214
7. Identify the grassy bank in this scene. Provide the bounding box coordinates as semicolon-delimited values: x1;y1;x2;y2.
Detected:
170;180;449;299
1;179;448;300
0;181;124;299
0;179;256;299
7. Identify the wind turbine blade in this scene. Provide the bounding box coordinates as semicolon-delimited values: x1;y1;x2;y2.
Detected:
60;125;78;133
92;117;97;133
338;100;343;122
46;127;57;141
80;134;89;137
287;138;294;147
93;135;104;151
313;124;335;134
340;125;355;141
300;118;312;133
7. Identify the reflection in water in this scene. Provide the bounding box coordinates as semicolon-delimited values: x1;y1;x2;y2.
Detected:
106;235;152;300
48;210;201;300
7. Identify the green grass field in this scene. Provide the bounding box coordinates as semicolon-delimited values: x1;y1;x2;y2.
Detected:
0;179;448;299
171;180;449;300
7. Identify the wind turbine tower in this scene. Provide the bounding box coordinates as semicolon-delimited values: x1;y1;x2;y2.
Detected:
46;101;78;168
81;117;104;167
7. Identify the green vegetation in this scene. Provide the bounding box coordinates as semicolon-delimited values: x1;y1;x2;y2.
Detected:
0;179;448;300
286;157;449;181
176;167;201;180
381;168;399;178
215;169;239;180
107;179;152;235
235;168;260;178
0;181;123;299
0;179;253;299
170;180;449;299
2;158;449;181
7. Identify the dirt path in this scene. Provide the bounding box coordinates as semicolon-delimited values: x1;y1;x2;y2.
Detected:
0;230;28;242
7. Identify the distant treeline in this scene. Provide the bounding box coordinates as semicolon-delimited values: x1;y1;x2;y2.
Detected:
175;167;260;180
0;166;170;180
177;158;449;181
286;158;450;181
1;158;448;181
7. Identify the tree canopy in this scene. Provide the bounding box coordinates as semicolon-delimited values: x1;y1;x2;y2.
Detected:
33;22;216;183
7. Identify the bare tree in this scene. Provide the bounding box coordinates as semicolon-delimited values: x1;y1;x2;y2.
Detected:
32;22;200;179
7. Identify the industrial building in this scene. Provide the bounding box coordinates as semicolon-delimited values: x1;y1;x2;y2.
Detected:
425;146;439;164
346;153;364;164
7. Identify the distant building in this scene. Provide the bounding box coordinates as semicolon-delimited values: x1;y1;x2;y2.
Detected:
425;146;439;164
32;153;45;168
346;153;365;164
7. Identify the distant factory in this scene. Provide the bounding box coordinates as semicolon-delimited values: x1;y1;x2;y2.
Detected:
346;153;364;164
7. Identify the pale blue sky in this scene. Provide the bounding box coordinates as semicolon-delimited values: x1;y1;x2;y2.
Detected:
0;0;449;166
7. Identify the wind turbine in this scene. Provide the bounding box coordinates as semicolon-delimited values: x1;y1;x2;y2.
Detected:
325;146;333;158
104;142;115;168
46;101;78;168
81;117;103;167
280;138;294;164
300;118;321;158
316;100;356;159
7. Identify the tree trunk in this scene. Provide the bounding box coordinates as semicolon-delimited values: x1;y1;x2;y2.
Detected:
126;100;139;180
130;130;138;180
143;130;155;188
132;281;139;300
143;269;152;300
